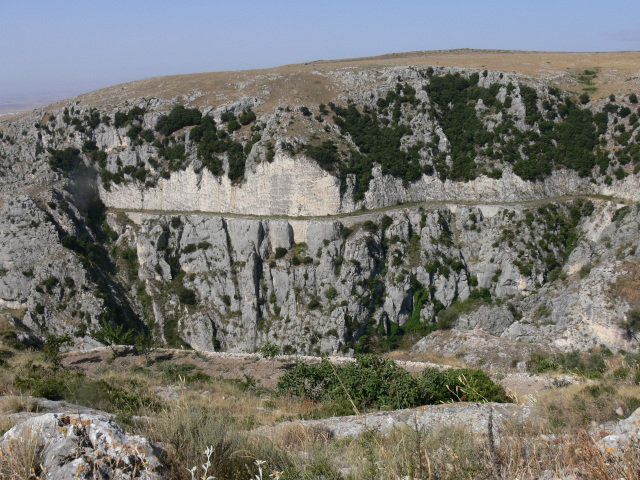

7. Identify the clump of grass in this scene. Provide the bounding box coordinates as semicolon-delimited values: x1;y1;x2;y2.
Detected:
0;430;44;479
0;395;39;414
528;348;609;377
138;391;291;480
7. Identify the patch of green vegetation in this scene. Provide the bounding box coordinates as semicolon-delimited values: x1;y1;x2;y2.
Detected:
189;116;247;182
528;350;607;378
278;355;509;415
155;105;202;136
47;147;84;174
157;362;210;383
14;363;159;416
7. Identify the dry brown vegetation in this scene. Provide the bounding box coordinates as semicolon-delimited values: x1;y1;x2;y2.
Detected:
16;50;633;121
611;259;640;309
0;345;640;478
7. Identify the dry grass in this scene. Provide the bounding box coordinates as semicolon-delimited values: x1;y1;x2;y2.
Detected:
0;429;44;480
0;396;39;414
536;378;640;433
2;346;640;478
611;260;640;309
262;423;333;451
136;389;292;480
30;50;639;118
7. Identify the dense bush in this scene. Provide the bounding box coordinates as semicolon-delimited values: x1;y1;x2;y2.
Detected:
274;247;288;259
304;140;340;171
113;106;145;129
178;286;197;305
47;147;84;174
156;105;202;136
425;73;498;181
277;355;509;413
188;116;247;181
238;108;256;125
331;99;423;187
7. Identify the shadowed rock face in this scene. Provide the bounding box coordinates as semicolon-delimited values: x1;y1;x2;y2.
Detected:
0;413;163;479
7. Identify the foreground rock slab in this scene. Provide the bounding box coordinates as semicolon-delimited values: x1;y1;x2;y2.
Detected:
257;402;534;439
0;413;162;479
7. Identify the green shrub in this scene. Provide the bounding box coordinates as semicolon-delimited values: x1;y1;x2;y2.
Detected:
277;356;508;412
613;367;628;379
620;308;640;341
585;353;607;375
48;147;84;174
325;286;338;300
420;367;508;403
274;247;288;259
156;105;202;136
43;334;72;366
178;286;197;305
579;263;592;279
238;109;256;125
182;244;197;254
436;307;458;330
157;363;209;383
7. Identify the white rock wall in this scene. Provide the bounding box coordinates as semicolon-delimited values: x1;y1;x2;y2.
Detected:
100;153;342;216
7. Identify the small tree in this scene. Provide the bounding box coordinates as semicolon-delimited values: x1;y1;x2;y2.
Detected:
579;93;590;105
620;308;640;342
91;320;135;358
43;334;72;367
135;320;157;365
260;341;281;372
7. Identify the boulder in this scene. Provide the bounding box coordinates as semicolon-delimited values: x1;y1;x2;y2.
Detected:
0;413;162;479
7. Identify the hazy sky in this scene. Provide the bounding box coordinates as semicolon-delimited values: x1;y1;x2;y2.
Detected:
1;0;639;99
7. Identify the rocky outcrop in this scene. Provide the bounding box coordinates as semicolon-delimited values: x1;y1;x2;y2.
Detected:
0;413;162;479
99;157;604;217
257;402;534;439
602;407;640;451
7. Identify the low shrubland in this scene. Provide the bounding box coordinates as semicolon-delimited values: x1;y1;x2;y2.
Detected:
0;345;639;479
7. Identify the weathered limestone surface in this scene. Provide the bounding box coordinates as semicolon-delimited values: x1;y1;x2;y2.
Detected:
100;154;342;216
258;402;534;439
0;413;162;479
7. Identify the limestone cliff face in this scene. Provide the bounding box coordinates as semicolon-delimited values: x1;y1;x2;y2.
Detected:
100;154;342;216
90;198;635;355
99;157;604;216
1;62;640;358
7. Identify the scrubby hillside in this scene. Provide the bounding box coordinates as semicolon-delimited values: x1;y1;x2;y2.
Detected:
1;51;640;358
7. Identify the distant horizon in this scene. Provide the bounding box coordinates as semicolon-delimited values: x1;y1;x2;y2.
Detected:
2;0;639;115
2;45;640;116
